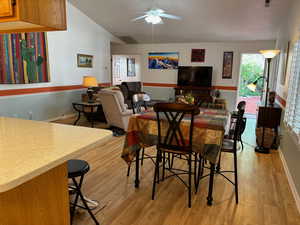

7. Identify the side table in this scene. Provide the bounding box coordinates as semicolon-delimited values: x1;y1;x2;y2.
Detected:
72;102;101;128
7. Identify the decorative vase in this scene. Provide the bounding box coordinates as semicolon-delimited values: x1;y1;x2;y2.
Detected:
269;91;276;106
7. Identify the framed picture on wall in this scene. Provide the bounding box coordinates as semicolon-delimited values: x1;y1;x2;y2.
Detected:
222;51;234;79
77;54;93;68
127;58;136;77
191;49;205;62
0;32;50;84
148;52;179;69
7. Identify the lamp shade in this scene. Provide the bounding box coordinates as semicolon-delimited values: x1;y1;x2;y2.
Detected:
247;82;257;92
259;50;280;59
82;76;98;87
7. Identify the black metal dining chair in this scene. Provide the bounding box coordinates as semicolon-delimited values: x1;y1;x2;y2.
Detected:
216;104;245;204
152;103;200;208
228;101;247;150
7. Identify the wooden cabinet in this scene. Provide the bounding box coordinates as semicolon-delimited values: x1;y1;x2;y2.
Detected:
0;0;14;17
0;0;66;33
256;103;282;149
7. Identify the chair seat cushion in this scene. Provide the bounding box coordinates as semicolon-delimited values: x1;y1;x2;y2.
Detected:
67;159;90;178
221;139;234;152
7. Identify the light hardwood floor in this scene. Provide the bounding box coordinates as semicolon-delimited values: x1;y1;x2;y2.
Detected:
54;117;300;225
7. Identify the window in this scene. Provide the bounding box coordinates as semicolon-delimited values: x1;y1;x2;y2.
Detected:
285;40;300;138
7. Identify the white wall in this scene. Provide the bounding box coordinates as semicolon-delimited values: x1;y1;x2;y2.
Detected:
112;55;141;85
0;2;122;120
274;0;300;203
112;41;275;110
275;0;300;100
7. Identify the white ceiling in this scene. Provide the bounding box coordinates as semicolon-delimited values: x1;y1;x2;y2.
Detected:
69;0;291;43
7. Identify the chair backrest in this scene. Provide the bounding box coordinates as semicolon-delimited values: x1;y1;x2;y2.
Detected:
237;101;246;111
132;93;151;113
153;103;200;153
123;82;142;93
233;107;245;146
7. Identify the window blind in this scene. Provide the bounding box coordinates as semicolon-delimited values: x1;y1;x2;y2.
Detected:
285;40;300;136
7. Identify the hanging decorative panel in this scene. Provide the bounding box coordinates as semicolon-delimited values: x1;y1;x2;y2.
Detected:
0;32;49;84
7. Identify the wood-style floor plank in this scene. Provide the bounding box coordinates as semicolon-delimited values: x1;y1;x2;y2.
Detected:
54;117;300;225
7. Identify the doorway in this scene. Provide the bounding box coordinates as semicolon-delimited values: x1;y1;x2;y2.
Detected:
111;55;141;85
238;54;265;116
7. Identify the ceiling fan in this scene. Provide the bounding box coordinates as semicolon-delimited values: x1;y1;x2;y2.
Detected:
132;8;181;25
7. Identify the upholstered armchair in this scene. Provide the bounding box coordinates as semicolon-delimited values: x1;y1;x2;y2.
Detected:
119;82;145;108
97;89;133;131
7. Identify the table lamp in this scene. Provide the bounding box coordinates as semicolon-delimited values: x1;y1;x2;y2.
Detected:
255;49;280;154
82;76;98;103
247;76;264;92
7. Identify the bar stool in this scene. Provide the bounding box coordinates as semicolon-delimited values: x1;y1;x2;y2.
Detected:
68;159;100;225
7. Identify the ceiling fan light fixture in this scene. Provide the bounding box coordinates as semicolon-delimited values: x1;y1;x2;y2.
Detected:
145;15;162;24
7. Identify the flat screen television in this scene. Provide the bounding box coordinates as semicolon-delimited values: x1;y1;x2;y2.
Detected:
177;66;213;87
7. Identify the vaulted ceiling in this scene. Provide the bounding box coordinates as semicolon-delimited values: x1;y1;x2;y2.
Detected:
69;0;291;43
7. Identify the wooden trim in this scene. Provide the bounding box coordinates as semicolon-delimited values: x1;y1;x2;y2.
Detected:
143;82;237;91
143;82;177;88
0;83;111;97
99;83;111;87
213;85;237;91
279;149;300;214
0;85;84;97
276;94;286;108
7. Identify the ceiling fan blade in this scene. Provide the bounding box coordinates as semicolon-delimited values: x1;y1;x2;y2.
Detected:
131;15;147;22
160;13;181;20
155;8;165;14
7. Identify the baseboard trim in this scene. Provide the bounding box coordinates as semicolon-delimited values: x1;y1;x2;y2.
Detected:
45;113;76;122
278;149;300;213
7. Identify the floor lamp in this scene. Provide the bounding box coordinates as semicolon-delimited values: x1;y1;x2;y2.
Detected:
254;49;280;154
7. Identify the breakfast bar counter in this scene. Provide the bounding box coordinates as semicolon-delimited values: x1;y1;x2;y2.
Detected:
0;117;112;225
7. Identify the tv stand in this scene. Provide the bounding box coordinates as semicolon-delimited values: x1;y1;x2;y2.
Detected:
174;86;213;104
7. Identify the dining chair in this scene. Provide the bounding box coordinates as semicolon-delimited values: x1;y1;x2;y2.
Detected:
152;103;200;208
216;104;245;204
126;93;152;177
228;101;247;150
132;93;151;114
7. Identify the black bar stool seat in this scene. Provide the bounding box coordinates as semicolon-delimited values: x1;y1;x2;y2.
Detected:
67;159;100;225
68;159;90;178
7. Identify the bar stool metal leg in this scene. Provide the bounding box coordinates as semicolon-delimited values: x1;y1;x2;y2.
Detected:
70;176;100;225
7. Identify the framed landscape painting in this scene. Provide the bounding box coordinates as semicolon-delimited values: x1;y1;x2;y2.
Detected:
77;54;93;68
0;32;49;84
148;52;179;69
222;51;234;79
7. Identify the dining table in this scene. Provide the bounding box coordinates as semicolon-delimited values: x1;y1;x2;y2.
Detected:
121;107;229;205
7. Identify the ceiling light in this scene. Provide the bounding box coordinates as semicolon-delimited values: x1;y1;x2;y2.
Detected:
145;15;162;24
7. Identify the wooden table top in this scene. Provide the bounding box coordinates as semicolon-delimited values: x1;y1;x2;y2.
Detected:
0;117;112;193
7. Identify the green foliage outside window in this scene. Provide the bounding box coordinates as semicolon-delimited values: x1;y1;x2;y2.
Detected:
239;54;265;97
